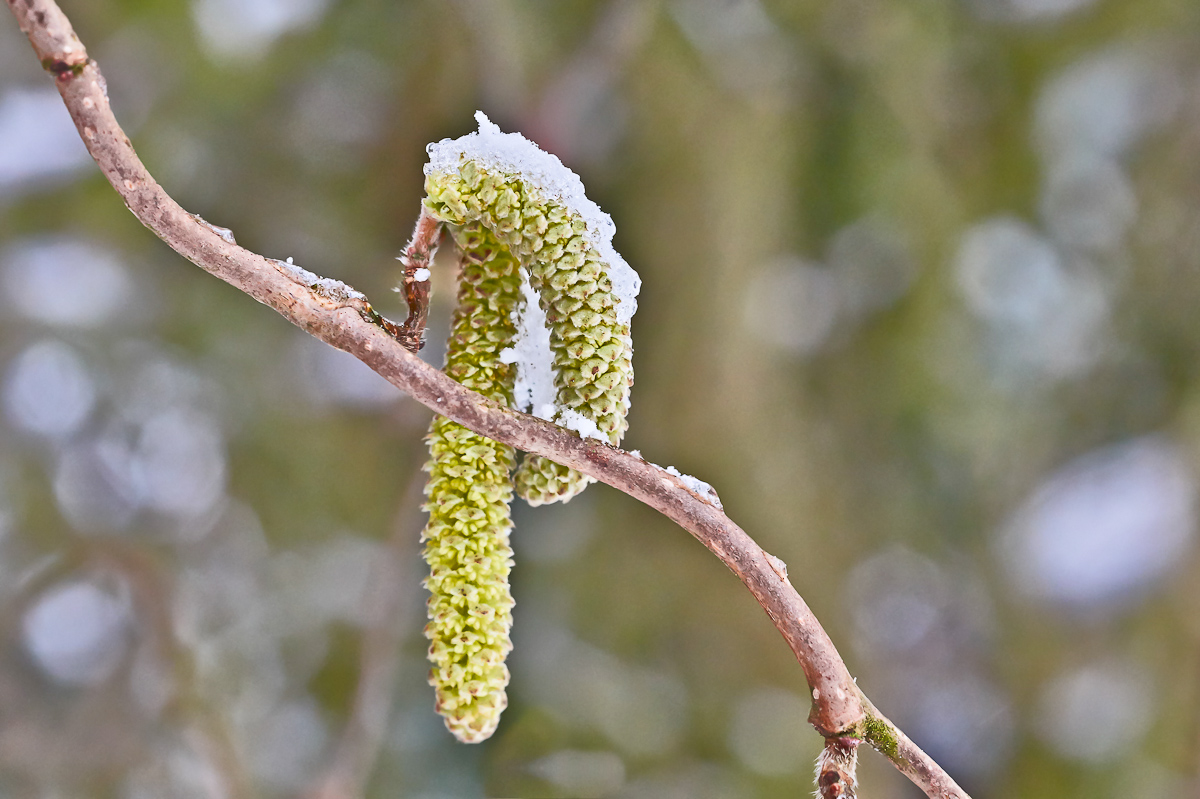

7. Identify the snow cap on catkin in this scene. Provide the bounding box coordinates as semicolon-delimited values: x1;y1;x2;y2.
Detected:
425;112;640;324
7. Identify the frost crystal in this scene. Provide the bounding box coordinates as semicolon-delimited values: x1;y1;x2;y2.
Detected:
507;276;557;417
191;214;237;244
273;257;366;303
662;465;723;509
557;408;606;442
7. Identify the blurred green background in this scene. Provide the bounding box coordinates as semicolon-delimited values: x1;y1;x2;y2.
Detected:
2;0;1200;796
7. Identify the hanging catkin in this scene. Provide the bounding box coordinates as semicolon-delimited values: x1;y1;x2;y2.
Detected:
413;112;639;742
422;113;638;505
420;221;522;743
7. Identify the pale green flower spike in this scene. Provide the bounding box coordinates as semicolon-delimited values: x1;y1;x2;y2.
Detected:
417;113;639;742
421;220;522;743
423;112;639;507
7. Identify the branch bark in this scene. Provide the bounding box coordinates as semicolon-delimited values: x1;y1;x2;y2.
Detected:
395;207;442;352
4;2;970;797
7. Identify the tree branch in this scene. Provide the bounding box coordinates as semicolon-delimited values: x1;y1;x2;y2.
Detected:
396;207;441;352
4;1;969;796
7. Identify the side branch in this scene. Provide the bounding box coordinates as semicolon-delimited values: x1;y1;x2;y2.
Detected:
396;207;442;351
5;2;969;796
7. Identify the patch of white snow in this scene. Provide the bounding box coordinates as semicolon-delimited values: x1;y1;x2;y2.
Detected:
557;409;606;442
509;276;557;415
662;464;723;509
191;215;237;244
273;258;366;303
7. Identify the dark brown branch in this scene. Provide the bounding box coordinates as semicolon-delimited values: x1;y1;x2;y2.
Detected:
396;207;442;352
4;2;970;797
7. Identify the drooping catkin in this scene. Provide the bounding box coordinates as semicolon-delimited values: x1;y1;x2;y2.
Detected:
421;221;522;743
422;113;637;506
416;113;639;743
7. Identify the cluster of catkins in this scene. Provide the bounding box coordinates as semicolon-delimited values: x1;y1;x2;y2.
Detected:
413;113;638;743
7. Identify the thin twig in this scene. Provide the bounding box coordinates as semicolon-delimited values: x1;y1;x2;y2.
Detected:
857;692;969;799
815;736;859;799
396;207;442;352
305;472;426;799
4;2;969;796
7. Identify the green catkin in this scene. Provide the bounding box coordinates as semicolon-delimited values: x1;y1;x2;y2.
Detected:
421;221;523;743
417;114;638;743
423;161;635;506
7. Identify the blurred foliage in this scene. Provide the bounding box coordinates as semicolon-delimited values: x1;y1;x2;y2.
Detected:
2;0;1200;797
